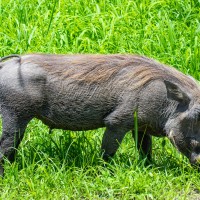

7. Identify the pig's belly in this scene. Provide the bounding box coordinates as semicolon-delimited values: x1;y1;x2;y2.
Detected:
38;86;116;130
38;106;107;130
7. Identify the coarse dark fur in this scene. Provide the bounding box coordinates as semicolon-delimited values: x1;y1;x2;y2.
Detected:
0;54;200;175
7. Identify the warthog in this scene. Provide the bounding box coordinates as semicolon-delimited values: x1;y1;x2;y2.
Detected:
0;54;200;175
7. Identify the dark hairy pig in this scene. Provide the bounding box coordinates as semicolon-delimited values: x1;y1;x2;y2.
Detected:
0;54;200;175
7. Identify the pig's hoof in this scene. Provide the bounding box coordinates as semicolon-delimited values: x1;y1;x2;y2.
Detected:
102;153;115;162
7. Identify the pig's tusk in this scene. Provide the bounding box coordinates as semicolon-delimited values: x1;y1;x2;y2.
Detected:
168;130;174;138
168;130;179;149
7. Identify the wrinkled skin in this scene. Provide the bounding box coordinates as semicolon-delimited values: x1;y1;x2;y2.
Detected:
0;54;200;175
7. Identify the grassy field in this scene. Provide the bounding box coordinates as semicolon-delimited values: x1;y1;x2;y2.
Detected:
0;0;200;199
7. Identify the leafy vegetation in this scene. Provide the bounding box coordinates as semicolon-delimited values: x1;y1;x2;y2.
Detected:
0;0;200;199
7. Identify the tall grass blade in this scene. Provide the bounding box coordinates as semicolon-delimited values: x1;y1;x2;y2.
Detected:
46;0;57;36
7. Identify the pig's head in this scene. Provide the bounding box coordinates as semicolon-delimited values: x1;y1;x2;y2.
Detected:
164;80;200;166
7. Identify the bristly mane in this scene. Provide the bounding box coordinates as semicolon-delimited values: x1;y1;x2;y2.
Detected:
21;54;199;91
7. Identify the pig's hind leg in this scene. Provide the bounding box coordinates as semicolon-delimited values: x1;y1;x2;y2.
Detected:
0;108;32;176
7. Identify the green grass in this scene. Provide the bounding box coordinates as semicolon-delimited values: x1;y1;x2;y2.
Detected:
0;0;200;199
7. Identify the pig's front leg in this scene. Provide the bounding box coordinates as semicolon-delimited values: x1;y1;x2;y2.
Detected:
0;108;32;176
101;127;127;161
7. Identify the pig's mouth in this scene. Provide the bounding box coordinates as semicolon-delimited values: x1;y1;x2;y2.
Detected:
190;152;200;165
190;153;200;171
184;145;200;166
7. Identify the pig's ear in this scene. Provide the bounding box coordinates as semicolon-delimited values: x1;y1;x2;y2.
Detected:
164;80;191;105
